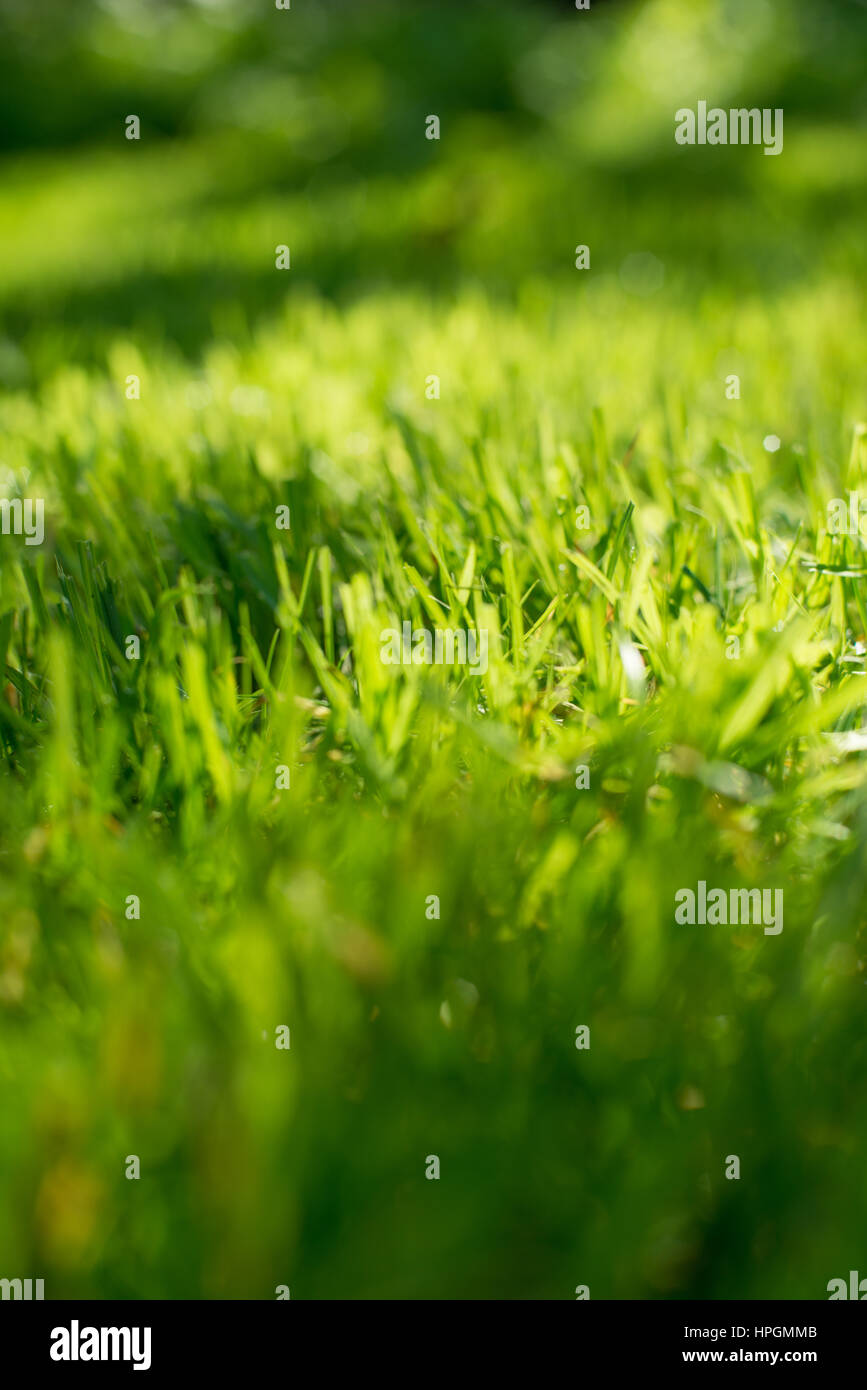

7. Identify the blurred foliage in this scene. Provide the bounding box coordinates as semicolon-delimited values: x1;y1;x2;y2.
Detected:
0;0;865;363
0;0;866;1299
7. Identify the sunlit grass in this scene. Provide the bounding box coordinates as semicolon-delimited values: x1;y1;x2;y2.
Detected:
1;273;867;1297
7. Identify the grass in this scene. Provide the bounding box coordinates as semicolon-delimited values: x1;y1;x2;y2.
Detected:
1;0;867;1301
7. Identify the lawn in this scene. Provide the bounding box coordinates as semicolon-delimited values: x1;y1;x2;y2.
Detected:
1;0;866;1299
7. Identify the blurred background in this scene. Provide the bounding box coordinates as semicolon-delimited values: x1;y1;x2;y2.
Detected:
0;0;865;368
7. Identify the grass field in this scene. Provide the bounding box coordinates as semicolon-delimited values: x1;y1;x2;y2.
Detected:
1;0;867;1300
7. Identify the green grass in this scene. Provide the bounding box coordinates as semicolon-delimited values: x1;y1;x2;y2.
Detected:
1;0;867;1300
